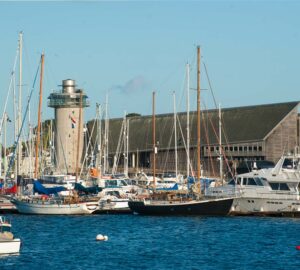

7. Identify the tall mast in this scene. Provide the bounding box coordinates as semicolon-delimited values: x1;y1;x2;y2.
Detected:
123;112;127;176
17;31;23;176
75;92;83;183
104;94;109;174
96;103;102;178
219;104;223;184
28;94;32;178
173;91;178;177
152;91;156;190
123;113;129;177
126;118;129;177
186;63;190;177
34;53;44;179
197;46;201;181
3;113;7;182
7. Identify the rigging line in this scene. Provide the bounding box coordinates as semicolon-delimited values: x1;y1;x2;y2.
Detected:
6;57;41;178
112;120;124;175
201;102;216;177
161;121;174;174
79;116;97;180
23;36;34;84
203;61;218;109
204;106;234;179
0;46;19;136
203;60;234;167
157;48;196;91
176;114;195;176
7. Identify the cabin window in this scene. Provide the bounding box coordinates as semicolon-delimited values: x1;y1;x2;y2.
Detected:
249;146;253;151
255;178;264;186
283;159;293;169
279;183;290;191
258;146;262;151
239;146;243;151
234;146;238;151
270;183;279;190
269;183;290;191
247;178;257;186
242;178;247;185
230;147;233;151
253;146;257;151
244;146;248;151
210;147;214;151
236;177;241;185
228;179;235;185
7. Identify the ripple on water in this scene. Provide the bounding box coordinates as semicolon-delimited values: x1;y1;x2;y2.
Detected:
0;215;300;270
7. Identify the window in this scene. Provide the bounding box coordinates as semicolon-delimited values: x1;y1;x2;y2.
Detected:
253;146;257;151
283;159;293;169
247;178;257;186
234;146;238;151
255;178;264;186
239;146;243;151
258;146;262;151
279;183;290;191
236;178;241;185
270;183;279;190
249;146;253;151
269;183;289;191
228;179;235;185
244;146;248;151
242;178;247;185
210;147;214;151
230;147;233;151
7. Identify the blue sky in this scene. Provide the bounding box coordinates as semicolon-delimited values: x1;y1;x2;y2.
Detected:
0;1;299;130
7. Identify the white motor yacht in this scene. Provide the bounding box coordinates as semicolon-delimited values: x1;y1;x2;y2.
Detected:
207;154;300;217
0;216;21;254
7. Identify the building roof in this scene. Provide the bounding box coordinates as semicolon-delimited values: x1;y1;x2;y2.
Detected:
87;101;299;153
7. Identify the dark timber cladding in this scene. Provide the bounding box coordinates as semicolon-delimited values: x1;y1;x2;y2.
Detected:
87;101;300;176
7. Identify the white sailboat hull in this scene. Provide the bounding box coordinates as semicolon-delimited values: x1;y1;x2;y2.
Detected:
0;239;21;254
12;199;99;215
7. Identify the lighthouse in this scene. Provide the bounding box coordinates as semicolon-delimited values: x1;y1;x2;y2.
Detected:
48;79;89;174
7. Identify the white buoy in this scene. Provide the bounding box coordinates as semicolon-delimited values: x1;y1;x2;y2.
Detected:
96;234;108;241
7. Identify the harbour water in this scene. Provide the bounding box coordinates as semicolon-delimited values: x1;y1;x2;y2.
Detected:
0;214;300;269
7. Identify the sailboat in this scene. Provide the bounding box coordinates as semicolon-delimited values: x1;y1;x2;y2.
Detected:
128;47;234;216
11;54;99;215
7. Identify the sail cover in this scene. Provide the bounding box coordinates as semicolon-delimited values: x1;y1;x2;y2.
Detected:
33;180;67;195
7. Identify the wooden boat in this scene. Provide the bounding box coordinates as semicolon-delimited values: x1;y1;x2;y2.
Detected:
11;195;99;215
128;47;234;216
